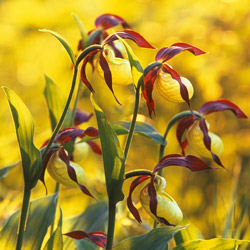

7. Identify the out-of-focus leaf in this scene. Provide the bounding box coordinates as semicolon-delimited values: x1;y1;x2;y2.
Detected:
0;162;19;180
39;29;76;66
63;201;108;250
3;87;42;189
172;238;249;250
72;14;88;49
113;226;186;250
0;194;58;250
75;239;96;250
112;121;166;145
43;208;63;250
91;95;124;204
117;35;143;86
43;75;71;130
174;218;203;245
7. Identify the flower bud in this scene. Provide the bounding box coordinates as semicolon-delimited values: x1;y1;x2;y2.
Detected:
73;140;90;162
154;71;194;102
47;150;86;187
186;120;224;158
140;176;183;225
96;48;133;85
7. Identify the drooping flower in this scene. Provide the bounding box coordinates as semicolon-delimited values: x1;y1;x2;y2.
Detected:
80;30;155;103
142;43;206;117
126;154;211;225
176;99;247;168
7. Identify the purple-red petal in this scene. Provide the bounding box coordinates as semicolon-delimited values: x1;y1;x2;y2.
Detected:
142;66;160;118
65;231;107;249
199;119;226;169
153;154;212;173
103;30;155;49
155;43;206;62
95;13;131;30
199;99;248;118
86;141;102;155
127;175;151;223
74;109;93;126
176;117;197;155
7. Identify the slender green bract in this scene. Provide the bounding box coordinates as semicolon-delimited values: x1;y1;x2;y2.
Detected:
3;87;42;189
91;95;124;204
44;75;71;130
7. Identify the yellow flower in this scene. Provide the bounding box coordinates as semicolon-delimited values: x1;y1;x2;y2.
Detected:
47;150;86;187
154;70;194;103
140;176;183;225
186;120;224;158
96;48;133;85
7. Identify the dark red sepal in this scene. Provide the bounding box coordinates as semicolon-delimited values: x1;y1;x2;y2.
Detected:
86;141;102;155
103;30;155;49
74;109;93;126
99;52;121;105
142;66;160;118
176;117;197;155
64;230;107;249
153;154;212;174
95;13;131;30
54;127;99;145
156;43;206;62
199;119;227;170
39;148;58;194
127;175;151;223
58;147;96;199
199;99;248;118
80;50;98;93
147;177;172;226
162;64;192;109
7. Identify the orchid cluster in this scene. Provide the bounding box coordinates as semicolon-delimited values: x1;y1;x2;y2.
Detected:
4;13;247;250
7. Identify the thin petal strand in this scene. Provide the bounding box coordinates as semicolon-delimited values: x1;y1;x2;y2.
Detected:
74;109;93;126
86;141;102;154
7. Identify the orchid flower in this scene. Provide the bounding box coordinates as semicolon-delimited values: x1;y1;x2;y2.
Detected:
80;30;155;104
126;154;212;225
176;99;247;168
142;43;206;117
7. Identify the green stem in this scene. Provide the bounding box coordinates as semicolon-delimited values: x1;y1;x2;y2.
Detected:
158;128;169;177
16;188;31;250
106;201;116;250
123;77;143;162
50;182;60;236
42;67;78;158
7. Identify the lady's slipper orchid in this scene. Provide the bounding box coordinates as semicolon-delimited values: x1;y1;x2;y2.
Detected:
142;43;206;117
126;154;211;225
176;99;247;168
80;30;155;103
140;175;183;225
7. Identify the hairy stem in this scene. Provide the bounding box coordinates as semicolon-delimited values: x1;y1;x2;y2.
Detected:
16;188;31;250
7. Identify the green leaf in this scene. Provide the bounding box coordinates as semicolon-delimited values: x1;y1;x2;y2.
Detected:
174;218;203;245
72;14;88;49
75;240;97;250
0;194;58;250
3;87;42;189
0;162;19;180
39;29;76;66
113;226;186;250
117;35;143;86
172;238;249;250
63;201;108;250
43;75;71;130
43;208;63;250
112;121;167;145
91;95;124;204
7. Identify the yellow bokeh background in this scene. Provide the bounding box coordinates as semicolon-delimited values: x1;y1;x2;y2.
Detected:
0;0;250;246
